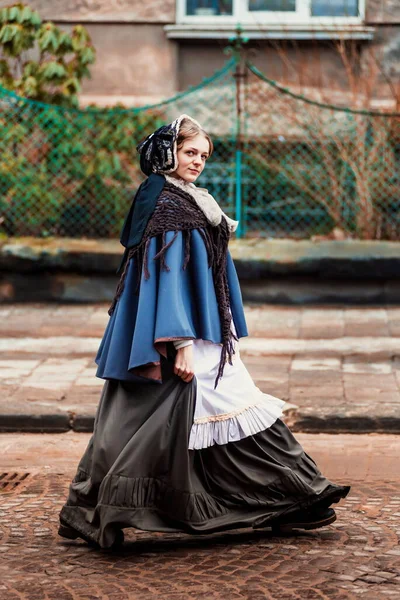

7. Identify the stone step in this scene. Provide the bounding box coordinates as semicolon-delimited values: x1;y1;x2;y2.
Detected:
0;335;400;357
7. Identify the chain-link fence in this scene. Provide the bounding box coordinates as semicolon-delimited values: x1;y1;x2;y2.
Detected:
243;63;400;240
0;59;237;239
0;56;399;240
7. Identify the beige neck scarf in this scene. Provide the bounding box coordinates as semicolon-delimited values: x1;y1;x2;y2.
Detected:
164;174;239;233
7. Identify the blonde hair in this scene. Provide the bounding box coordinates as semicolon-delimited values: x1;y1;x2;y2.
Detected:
177;118;214;156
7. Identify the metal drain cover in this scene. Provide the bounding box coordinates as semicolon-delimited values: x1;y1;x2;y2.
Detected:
0;472;31;492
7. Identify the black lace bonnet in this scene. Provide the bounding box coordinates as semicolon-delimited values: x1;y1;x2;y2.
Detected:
136;114;202;176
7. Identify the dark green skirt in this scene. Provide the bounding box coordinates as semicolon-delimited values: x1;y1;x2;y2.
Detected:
60;357;350;548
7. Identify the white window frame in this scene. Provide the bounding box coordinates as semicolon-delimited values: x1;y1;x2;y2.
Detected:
177;0;365;25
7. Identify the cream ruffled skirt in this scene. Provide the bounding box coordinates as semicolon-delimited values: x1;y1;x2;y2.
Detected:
190;338;285;449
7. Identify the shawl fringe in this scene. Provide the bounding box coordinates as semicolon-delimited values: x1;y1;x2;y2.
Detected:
108;181;236;387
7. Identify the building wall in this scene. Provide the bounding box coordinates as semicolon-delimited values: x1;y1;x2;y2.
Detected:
178;41;357;91
0;1;399;102
76;24;178;99
0;0;176;22
365;1;400;81
366;0;400;23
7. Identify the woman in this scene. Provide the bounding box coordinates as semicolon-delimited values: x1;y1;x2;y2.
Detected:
58;114;350;549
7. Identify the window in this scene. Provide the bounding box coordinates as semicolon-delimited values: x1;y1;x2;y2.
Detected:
249;0;296;11
179;0;364;22
186;1;233;16
311;0;358;17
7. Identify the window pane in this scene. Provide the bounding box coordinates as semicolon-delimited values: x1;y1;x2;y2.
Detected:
186;0;233;16
249;0;296;10
311;0;358;16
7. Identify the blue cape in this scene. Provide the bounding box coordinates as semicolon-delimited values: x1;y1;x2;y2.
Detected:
95;229;248;383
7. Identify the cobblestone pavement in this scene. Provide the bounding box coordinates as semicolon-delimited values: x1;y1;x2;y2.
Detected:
0;432;399;599
1;304;400;432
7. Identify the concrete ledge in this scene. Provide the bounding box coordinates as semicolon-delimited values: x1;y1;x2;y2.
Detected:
240;279;400;304
3;273;400;304
0;238;121;274
230;238;400;280
2;237;400;278
1;237;400;304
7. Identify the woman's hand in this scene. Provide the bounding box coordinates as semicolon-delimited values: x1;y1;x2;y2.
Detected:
174;345;194;383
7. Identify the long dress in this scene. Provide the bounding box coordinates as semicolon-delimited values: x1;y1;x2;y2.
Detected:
59;228;350;549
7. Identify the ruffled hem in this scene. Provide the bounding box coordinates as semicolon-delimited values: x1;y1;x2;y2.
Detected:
60;468;350;548
253;483;351;528
188;400;284;450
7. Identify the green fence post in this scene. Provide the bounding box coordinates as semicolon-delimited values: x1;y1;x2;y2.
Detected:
229;24;248;239
235;148;242;237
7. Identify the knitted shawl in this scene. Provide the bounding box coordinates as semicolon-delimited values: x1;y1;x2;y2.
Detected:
108;180;237;388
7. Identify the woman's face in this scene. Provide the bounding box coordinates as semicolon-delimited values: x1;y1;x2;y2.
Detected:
174;134;210;183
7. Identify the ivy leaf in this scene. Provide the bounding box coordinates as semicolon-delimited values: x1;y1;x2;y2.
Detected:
0;8;8;23
30;9;41;27
63;77;80;94
57;31;73;53
20;5;37;24
40;61;67;81
38;23;59;53
79;45;96;65
73;64;91;80
71;25;90;51
0;22;34;55
0;24;18;43
23;60;38;77
8;5;20;22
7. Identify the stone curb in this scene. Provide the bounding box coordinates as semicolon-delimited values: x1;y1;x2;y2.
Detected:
1;407;399;434
287;414;400;434
0;414;70;433
0;411;94;433
72;414;95;432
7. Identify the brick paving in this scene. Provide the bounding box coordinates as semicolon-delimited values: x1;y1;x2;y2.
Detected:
0;304;400;432
0;432;399;599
